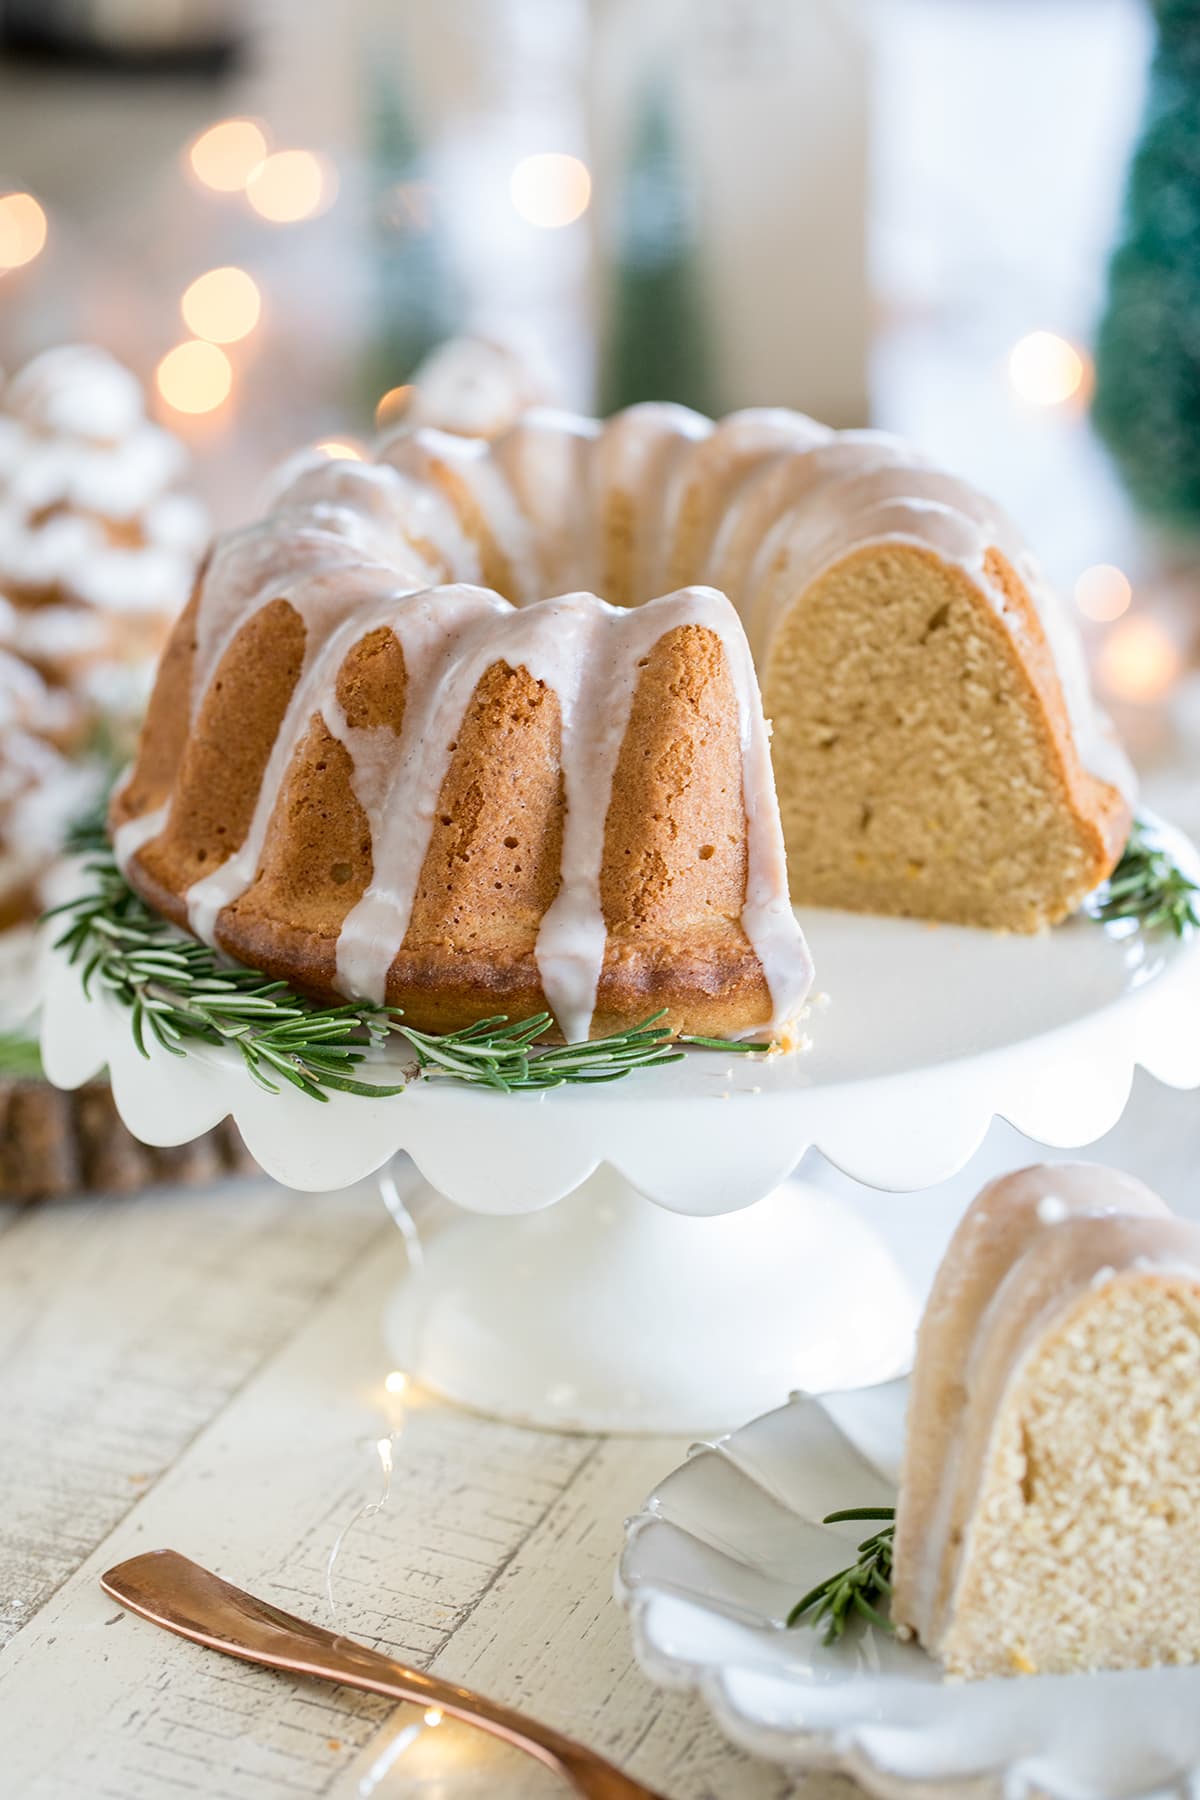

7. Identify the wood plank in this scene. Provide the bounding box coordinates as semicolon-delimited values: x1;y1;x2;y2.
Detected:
343;1438;828;1800
0;1176;389;1647
0;1232;610;1799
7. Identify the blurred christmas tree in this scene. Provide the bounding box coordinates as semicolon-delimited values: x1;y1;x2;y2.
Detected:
1093;0;1200;523
362;60;460;415
599;82;715;416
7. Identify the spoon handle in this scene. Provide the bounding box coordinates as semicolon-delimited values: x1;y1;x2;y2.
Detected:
102;1550;663;1800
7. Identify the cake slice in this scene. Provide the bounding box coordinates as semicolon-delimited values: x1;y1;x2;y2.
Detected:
746;470;1134;931
892;1163;1200;1678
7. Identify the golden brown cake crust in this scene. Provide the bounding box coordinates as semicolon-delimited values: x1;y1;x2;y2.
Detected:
116;603;777;1042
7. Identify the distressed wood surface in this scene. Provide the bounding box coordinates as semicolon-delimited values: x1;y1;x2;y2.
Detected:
2;1075;1196;1799
0;1172;839;1800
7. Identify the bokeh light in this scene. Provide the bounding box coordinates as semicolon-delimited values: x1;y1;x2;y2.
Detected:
313;440;363;460
424;1709;444;1729
187;119;268;193
384;1369;409;1394
246;150;334;223
1098;615;1181;701
156;340;233;416
509;153;592;229
0;192;48;271
375;385;413;429
181;266;262;345
1075;564;1133;623
1008;331;1089;407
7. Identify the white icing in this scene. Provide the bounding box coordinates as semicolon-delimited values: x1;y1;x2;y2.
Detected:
333;586;810;1042
381;427;539;602
404;336;544;439
185;563;429;943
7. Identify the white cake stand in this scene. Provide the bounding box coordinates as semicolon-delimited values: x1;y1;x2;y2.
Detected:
39;818;1200;1434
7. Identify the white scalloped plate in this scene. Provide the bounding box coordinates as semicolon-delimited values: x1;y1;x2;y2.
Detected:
38;822;1200;1206
618;1385;1200;1800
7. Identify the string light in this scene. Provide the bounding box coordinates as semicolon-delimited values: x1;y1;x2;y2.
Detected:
384;1370;409;1394
375;385;413;429
0;192;48;271
1075;564;1133;623
155;340;232;415
1098;615;1181;701
246;150;334;223
312;440;363;461
510;153;592;229
1008;331;1089;407
181;266;262;344
187;119;268;192
423;1709;444;1729
358;1721;425;1797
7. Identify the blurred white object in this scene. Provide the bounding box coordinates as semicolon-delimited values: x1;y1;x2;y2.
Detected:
404;336;550;439
589;0;869;423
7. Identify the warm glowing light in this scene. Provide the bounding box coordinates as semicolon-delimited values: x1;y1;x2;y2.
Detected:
313;439;363;461
1008;331;1089;407
1075;563;1133;623
510;153;591;229
0;192;48;271
423;1708;444;1729
375;385;413;429
181;266;261;344
246;150;333;223
1098;615;1181;701
384;1369;409;1394
155;340;233;415
375;1437;394;1476
188;119;268;192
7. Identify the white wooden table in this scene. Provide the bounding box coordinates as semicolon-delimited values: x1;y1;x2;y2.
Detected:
2;1062;1198;1800
0;1167;847;1800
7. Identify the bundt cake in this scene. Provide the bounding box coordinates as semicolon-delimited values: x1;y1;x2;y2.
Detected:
112;401;1135;1043
0;344;208;728
396;335;549;440
893;1164;1200;1678
113;570;810;1044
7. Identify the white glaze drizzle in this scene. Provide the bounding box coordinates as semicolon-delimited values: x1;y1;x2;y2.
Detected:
332;585;810;1042
184;561;420;942
380;427;539;602
490;410;602;597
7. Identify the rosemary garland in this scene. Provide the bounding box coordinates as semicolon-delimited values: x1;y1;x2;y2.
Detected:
0;1030;45;1081
47;850;772;1102
787;1507;896;1643
1089;814;1200;937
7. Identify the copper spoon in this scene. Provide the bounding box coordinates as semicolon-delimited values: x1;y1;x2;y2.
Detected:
102;1549;665;1800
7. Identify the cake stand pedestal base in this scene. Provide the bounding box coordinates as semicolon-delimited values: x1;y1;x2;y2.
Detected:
383;1165;918;1435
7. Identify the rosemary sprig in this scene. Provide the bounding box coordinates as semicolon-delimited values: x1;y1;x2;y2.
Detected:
0;1031;44;1081
47;850;767;1100
1090;814;1200;937
787;1507;896;1642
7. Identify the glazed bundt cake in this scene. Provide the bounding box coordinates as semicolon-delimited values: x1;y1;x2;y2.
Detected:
112;402;1134;1043
113;568;810;1043
893;1164;1200;1678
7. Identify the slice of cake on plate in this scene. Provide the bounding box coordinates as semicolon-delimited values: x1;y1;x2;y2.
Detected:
892;1163;1200;1678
